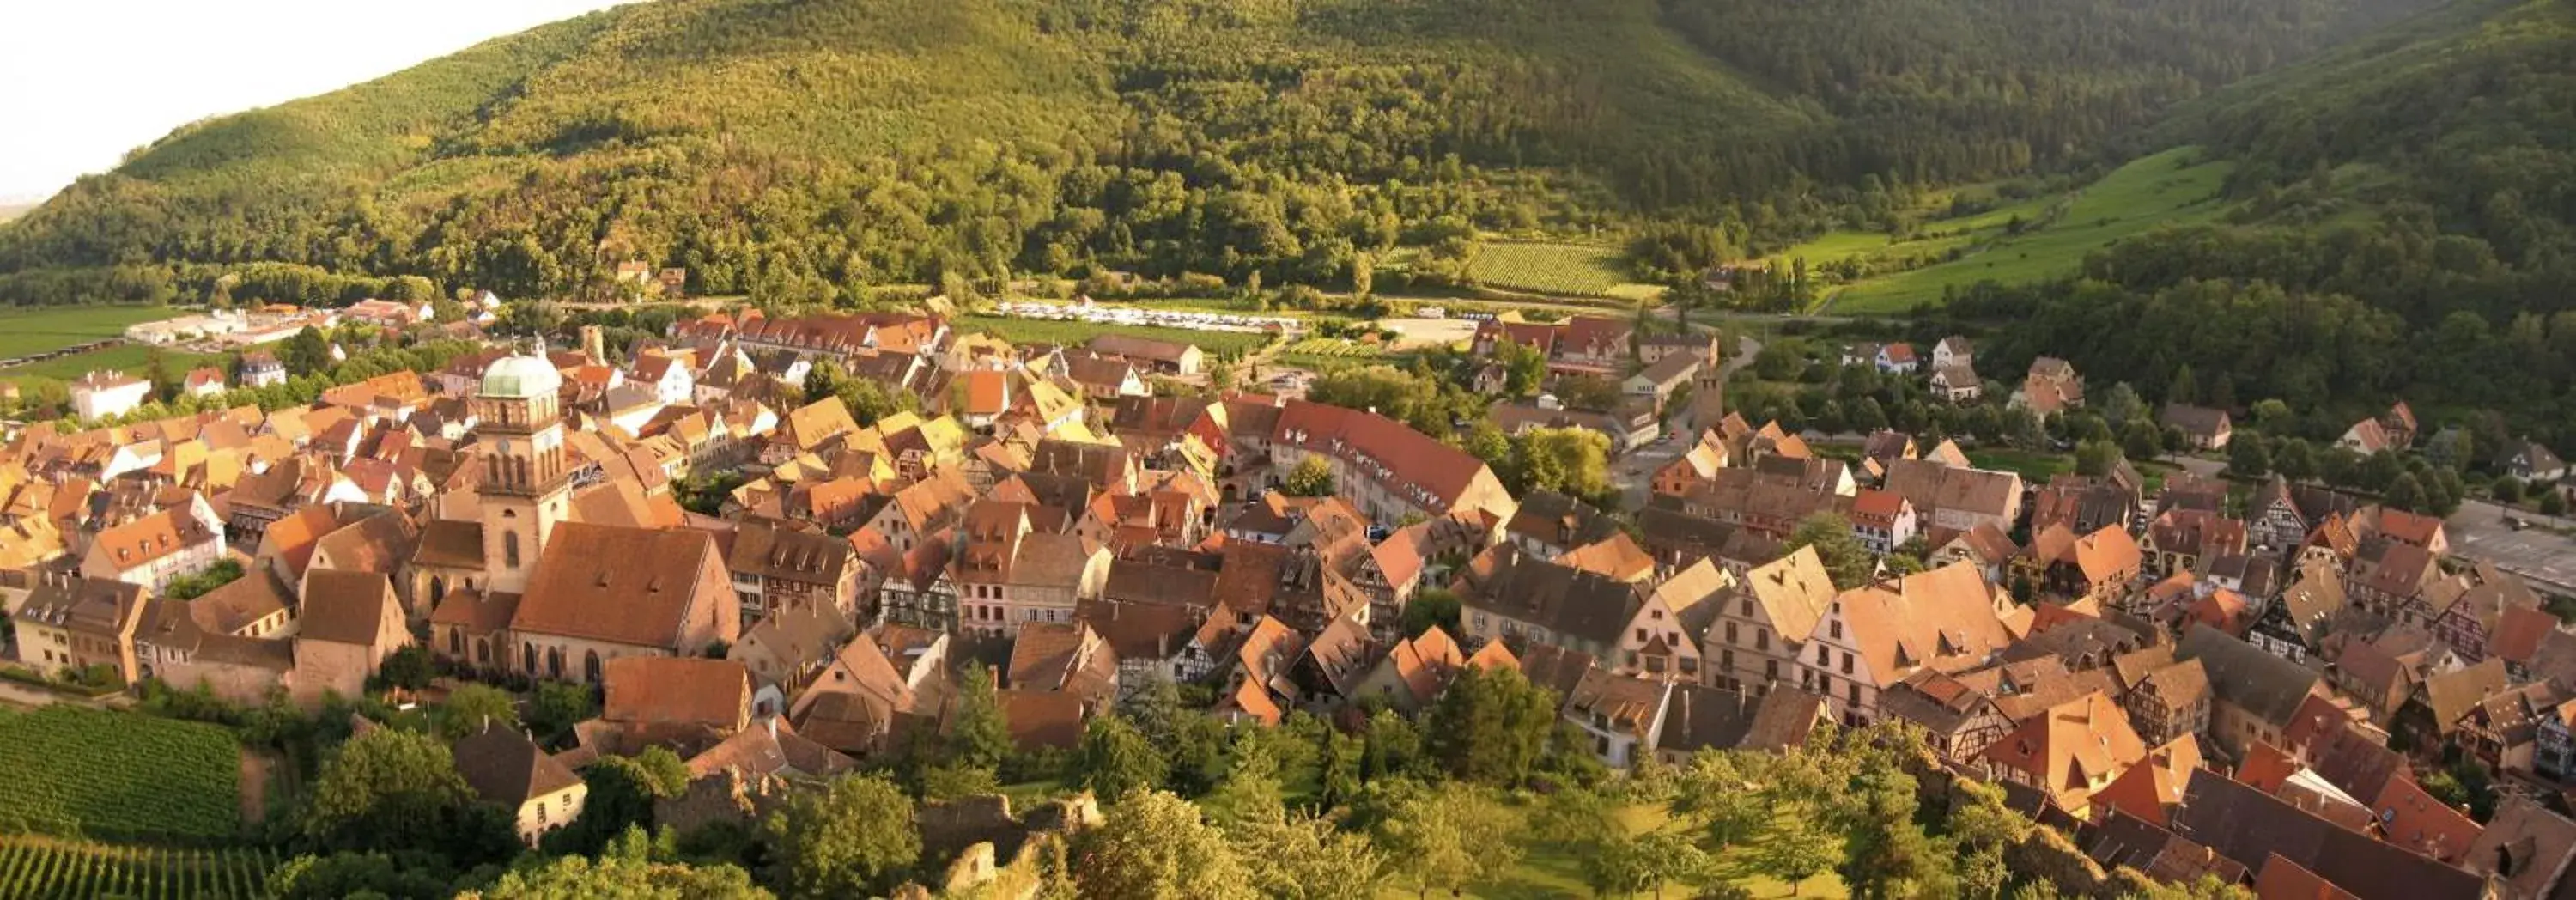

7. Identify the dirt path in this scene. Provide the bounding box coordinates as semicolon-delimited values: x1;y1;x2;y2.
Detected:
238;748;279;827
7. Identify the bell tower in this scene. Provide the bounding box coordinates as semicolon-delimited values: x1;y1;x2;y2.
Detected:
476;351;572;594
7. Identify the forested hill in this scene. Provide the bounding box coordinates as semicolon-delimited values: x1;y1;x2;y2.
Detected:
1931;0;2576;443
0;0;2433;306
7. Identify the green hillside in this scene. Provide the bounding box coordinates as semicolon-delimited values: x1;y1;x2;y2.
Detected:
0;0;2437;307
1930;0;2576;443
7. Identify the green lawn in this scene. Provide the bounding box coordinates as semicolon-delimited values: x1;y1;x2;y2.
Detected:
1966;448;2075;482
2;344;222;383
1468;241;1663;301
952;315;1275;359
0;306;184;360
1821;147;2235;313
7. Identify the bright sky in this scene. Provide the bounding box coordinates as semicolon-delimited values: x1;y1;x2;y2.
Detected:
0;0;630;204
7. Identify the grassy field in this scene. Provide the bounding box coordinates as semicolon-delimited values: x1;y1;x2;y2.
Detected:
1468;241;1665;301
953;315;1275;359
1967;448;2076;482
0;708;241;842
0;306;182;359
1810;148;2234;313
2;344;222;383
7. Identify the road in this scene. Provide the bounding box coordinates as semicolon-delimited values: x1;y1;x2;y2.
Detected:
2447;499;2576;597
1613;331;1762;510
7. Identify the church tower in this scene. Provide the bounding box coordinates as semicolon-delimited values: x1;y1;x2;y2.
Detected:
476;350;572;594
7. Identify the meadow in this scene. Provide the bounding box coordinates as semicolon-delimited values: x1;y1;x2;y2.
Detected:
0;306;182;360
3;344;222;383
952;315;1275;359
0;708;242;842
1468;242;1665;301
1787;148;2235;313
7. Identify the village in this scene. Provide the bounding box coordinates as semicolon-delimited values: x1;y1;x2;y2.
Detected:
2;293;2574;899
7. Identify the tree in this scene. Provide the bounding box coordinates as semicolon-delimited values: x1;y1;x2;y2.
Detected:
762;773;920;898
2386;472;2428;512
2167;364;2197;404
2251;398;2293;430
1671;753;1768;850
374;646;434;692
302;728;512;863
1586;828;1708;899
550;748;690;856
2496;475;2527;504
2275;438;2319;483
283;326;332;375
1786;514;1874;591
1755;816;1841;896
2227;436;2271;478
1837;764;1947;900
267;851;458;900
949;666;1012;773
1206;739;1286;827
473;829;770;899
1284;457;1337;497
1078;714;1170;799
2097;382;2142;427
2544;491;2568;516
2073;439;2120;477
2120;419;2163;463
1516;428;1618;508
1237;812;1388;900
1077;789;1260;900
1557;375;1624;412
526;681;596;743
1376;787;1521;898
1425;666;1558;786
438;684;520;740
1400;587;1461;637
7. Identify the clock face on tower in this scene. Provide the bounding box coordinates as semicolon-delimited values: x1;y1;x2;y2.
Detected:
496;438;513;454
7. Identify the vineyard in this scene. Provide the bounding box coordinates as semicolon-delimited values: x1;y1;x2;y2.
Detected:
1467;242;1662;300
1281;338;1385;359
0;708;240;842
0;836;283;899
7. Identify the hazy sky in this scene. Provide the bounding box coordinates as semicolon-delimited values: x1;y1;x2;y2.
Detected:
0;0;630;204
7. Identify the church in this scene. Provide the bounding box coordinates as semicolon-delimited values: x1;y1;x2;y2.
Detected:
419;349;741;681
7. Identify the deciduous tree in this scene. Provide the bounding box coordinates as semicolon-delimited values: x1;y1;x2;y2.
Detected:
761;773;920;898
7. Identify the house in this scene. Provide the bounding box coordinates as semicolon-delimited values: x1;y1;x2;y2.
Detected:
2121;659;2211;748
1976;690;2147;818
1564;668;1670;768
1636;333;1721;366
2159;404;2233;451
727;603;856;715
1879;672;2015;761
70;370;152;421
597;656;756;752
182;368;226;398
2174;624;2324;758
1929;364;1981;404
1800;562;2021;725
2027;474;2140;538
240;352;288;388
1455;544;1641;660
2379;402;2421;450
2172;770;2487;900
2248;563;2348;663
951;502;1112;638
1268;400;1518;525
1612;559;1728;682
1623;353;1701;404
1349;625;1511;715
1845;489;1917;556
1932;336;1972;370
2462;798;2576;900
11;573;148;683
507;523;744;683
289;570;412;707
1087;334;1203;375
1649;684;1826;764
2338;418;2397;455
2013;357;2084;416
79;493;227;593
2138;508;2247;577
2017;523;2142;604
726;520;865;623
454;723;588;848
2499;439;2568;483
1880;457;2024;534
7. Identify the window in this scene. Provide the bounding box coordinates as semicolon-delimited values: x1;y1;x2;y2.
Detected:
447;630;462;655
1849;683;1862;704
1765;660;1778;679
1741;599;1752;617
503;531;521;569
1757;629;1769;651
1635;628;1647;642
1725;623;1739;643
1816;644;1830;664
1830;620;1843;640
1840;652;1853;675
1650;609;1663;621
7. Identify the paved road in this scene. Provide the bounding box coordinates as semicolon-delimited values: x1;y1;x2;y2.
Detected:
1612;332;1760;510
2447;499;2576;596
